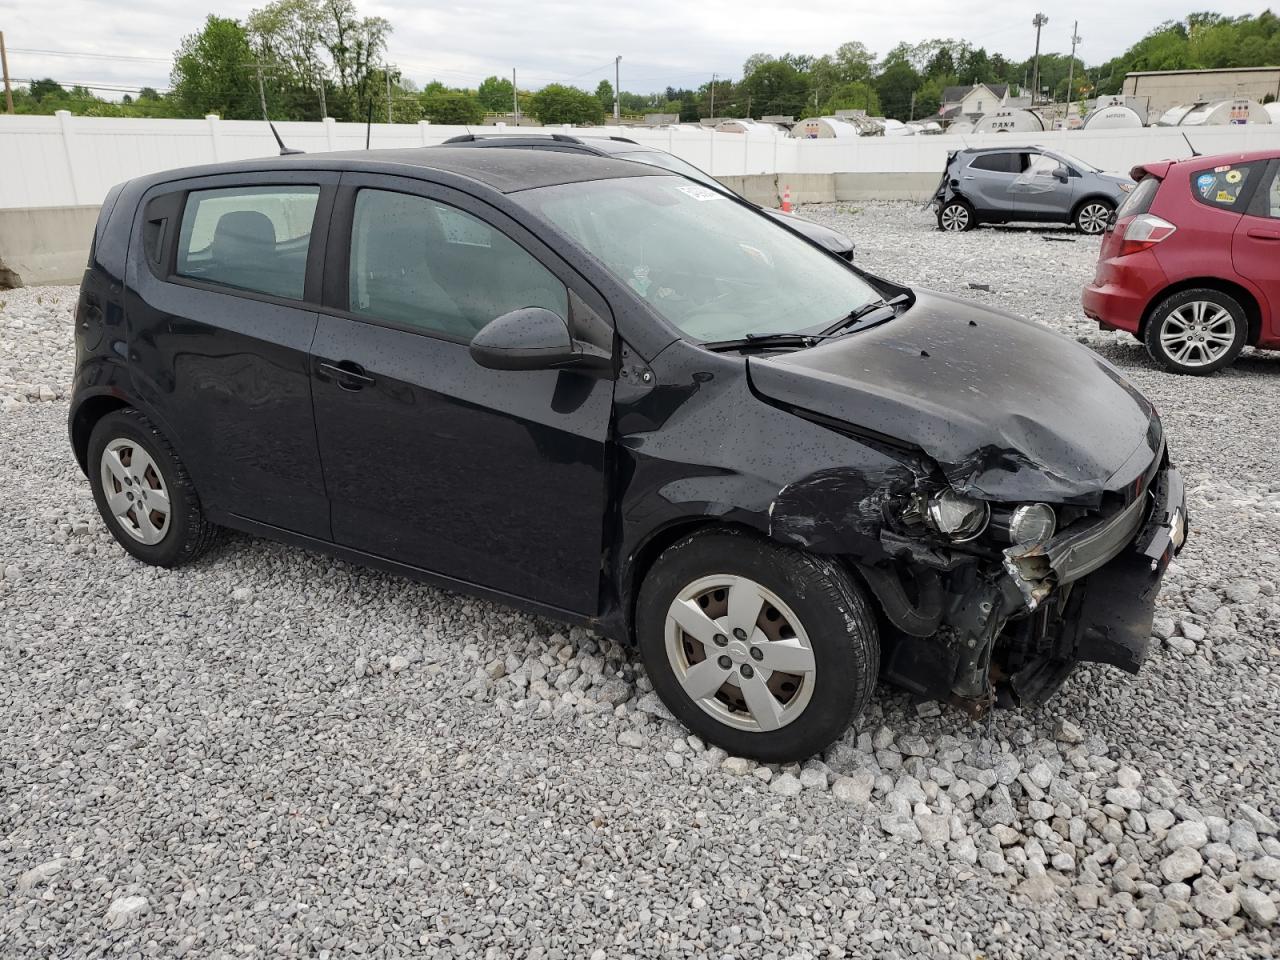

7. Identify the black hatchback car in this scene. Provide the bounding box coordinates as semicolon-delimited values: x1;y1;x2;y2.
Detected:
72;148;1187;762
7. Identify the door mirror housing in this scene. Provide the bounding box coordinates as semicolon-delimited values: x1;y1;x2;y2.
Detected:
470;307;612;373
1054;165;1070;183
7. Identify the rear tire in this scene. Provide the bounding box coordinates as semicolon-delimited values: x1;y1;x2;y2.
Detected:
1143;288;1247;375
636;529;879;762
1074;199;1113;234
938;199;975;232
88;408;220;567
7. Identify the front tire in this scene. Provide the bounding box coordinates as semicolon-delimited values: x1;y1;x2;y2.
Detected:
636;529;879;762
1143;288;1247;375
938;199;975;232
88;408;220;567
1074;199;1113;234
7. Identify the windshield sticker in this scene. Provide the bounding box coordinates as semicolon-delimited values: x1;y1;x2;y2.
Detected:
1225;170;1243;184
1216;190;1235;203
1197;173;1216;191
674;183;725;202
1214;165;1232;173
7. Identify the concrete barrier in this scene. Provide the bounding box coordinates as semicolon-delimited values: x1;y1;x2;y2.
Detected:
0;206;99;287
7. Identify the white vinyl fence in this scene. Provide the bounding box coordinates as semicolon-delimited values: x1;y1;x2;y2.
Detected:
4;111;1280;211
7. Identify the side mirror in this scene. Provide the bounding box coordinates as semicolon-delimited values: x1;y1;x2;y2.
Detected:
1053;166;1070;183
470;307;612;373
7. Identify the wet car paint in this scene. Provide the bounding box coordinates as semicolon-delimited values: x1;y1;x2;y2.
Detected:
70;148;1187;717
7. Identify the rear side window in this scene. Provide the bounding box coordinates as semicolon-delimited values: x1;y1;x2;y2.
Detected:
1189;162;1261;211
968;152;1020;174
1116;176;1160;219
347;189;568;340
176;186;320;299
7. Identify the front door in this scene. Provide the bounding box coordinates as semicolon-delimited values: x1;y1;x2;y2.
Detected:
124;173;336;537
1011;152;1076;220
1232;159;1280;341
309;175;614;614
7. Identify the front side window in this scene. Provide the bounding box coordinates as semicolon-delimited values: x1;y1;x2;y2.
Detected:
516;176;880;342
1025;153;1061;178
348;189;568;339
176;186;319;299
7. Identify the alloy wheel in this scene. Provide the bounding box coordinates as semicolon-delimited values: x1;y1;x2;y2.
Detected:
100;438;171;545
1159;302;1237;368
664;574;817;733
940;204;970;231
1077;202;1111;234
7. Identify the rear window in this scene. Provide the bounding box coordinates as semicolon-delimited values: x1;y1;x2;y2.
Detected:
1116;176;1160;219
1190;162;1260;211
968;152;1021;174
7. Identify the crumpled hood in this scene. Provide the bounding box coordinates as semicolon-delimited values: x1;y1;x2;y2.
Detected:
748;289;1162;506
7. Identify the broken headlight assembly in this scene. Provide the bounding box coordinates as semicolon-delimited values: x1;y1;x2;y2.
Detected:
923;489;990;542
1006;503;1057;546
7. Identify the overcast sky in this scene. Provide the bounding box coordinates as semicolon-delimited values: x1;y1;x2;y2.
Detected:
2;1;1271;98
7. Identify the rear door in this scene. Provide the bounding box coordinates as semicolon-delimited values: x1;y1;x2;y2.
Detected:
124;172;337;537
960;151;1020;216
309;173;615;613
1232;159;1280;341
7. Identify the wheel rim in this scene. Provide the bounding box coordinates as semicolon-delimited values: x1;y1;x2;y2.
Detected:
100;438;171;545
664;574;817;733
1078;203;1110;233
940;205;969;231
1160;301;1237;367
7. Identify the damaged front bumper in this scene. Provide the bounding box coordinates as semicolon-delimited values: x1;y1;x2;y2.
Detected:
877;461;1189;713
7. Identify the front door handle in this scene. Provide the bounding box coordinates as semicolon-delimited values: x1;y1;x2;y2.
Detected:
318;360;376;390
1246;227;1280;241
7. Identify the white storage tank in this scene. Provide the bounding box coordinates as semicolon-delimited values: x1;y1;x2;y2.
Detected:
1160;99;1273;126
790;116;864;138
881;118;914;136
1267;102;1280;124
1080;104;1145;130
973;108;1045;134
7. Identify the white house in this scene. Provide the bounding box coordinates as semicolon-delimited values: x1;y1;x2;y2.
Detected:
939;83;1012;124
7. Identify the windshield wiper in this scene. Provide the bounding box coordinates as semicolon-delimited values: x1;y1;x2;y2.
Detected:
702;331;837;352
821;293;911;336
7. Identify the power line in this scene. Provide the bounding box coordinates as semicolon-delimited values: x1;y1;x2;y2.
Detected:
11;77;171;93
8;47;172;63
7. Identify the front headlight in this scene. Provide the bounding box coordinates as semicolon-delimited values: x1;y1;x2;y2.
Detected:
1009;503;1057;546
927;489;990;542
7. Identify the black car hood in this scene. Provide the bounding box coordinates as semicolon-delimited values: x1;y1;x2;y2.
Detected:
748;289;1162;506
761;208;854;256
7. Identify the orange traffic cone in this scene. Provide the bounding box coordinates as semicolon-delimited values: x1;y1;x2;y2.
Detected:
781;184;793;213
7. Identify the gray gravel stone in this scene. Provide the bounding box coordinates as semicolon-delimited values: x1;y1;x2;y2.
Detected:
1239;887;1278;926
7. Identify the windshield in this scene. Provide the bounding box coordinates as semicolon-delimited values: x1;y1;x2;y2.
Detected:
515;176;880;342
612;150;728;193
1052;150;1101;173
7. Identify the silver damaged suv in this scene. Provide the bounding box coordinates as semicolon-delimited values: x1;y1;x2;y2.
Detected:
932;146;1135;234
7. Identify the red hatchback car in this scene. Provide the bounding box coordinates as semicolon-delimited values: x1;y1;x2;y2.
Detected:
1083;150;1280;374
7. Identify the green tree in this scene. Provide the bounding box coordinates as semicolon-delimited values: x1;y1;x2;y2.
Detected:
739;60;809;118
874;57;921;120
27;78;67;102
822;81;882;116
526;84;605;124
476;74;514;111
595;79;615;113
421;90;485;124
170;15;261;119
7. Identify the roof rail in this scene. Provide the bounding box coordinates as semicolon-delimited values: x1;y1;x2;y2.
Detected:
549;133;585;144
442;134;477;144
608;135;639;144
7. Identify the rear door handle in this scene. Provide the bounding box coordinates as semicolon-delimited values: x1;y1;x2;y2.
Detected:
318;360;375;390
962;175;976;180
1246;227;1280;240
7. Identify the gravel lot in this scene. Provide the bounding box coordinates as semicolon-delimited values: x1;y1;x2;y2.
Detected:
3;202;1279;959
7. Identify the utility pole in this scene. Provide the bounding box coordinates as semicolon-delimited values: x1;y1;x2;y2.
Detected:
1031;13;1048;106
710;72;716;120
1066;21;1082;113
317;63;327;119
386;69;392;123
910;91;916;121
0;31;13;114
256;60;269;122
512;68;518;121
614;55;620;122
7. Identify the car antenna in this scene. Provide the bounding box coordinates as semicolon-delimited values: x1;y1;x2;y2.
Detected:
1181;132;1201;157
365;99;373;149
268;120;305;156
